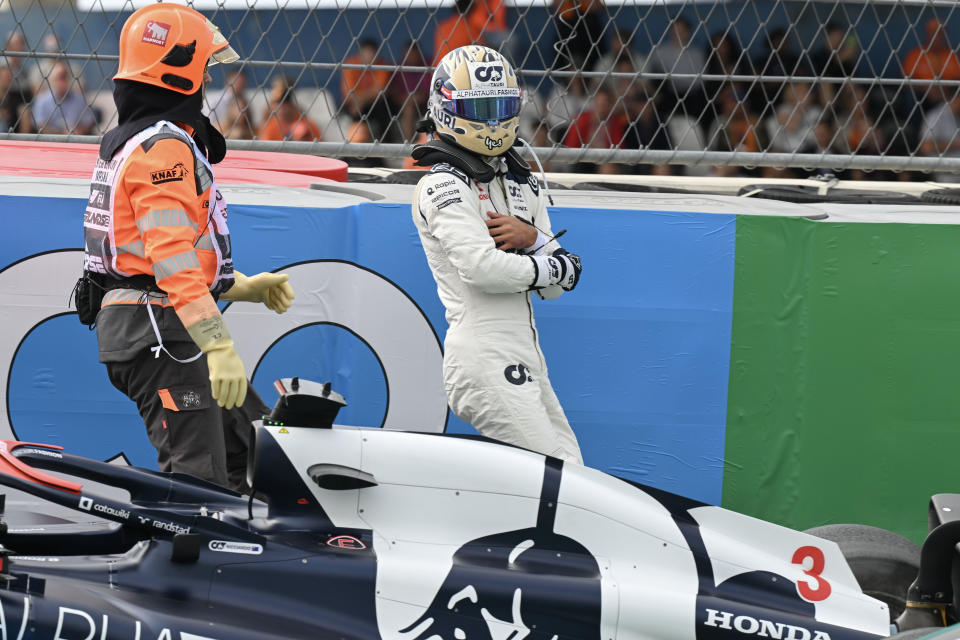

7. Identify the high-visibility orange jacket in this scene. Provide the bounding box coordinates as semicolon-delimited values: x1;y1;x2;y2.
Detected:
84;120;233;361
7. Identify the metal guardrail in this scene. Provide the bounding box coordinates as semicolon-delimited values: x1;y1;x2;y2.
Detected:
4;0;960;175
3;132;959;174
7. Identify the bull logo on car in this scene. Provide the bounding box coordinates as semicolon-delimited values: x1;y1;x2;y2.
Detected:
398;460;602;640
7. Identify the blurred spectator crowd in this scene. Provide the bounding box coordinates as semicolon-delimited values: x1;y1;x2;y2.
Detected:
0;31;96;136
540;6;960;180
4;0;960;179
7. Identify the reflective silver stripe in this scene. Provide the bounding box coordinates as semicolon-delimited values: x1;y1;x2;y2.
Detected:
195;233;216;251
152;250;200;280
136;208;197;234
117;241;145;258
196;163;213;194
102;288;171;306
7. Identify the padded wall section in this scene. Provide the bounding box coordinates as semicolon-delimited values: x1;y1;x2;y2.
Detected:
724;216;960;543
0;194;735;506
550;210;735;504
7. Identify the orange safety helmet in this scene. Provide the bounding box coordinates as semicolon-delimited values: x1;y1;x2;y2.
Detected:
114;3;238;95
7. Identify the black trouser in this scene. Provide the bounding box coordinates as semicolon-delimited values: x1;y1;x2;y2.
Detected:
105;341;269;494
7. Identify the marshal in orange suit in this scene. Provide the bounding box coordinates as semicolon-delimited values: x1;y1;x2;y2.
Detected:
82;3;294;492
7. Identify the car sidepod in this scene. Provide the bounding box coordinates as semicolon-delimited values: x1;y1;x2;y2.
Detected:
0;424;889;640
272;426;890;640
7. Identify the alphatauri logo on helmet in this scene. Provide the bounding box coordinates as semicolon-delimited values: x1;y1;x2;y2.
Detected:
474;65;504;83
141;20;170;47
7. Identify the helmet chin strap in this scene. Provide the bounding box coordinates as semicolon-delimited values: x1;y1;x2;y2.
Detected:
415;117;436;134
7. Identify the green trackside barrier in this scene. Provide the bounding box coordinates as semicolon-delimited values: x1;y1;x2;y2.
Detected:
724;215;960;544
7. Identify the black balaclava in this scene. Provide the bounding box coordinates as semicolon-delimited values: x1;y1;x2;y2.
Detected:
99;79;226;164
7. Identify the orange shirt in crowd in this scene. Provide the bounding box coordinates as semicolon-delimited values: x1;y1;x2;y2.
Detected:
433;0;506;64
257;114;322;142
341;53;391;107
434;15;479;64
725;118;761;153
476;0;506;32
563;111;626;149
402;132;430;170
903;20;960;85
554;0;604;22
903;47;960;82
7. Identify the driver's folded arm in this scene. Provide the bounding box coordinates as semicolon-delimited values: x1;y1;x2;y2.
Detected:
416;171;578;294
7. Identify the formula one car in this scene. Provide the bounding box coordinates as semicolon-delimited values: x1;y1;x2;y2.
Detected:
0;377;952;639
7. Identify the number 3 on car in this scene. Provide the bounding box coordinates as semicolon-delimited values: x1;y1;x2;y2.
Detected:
793;545;833;601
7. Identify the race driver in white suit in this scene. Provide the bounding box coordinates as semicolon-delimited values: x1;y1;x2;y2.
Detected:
410;45;584;464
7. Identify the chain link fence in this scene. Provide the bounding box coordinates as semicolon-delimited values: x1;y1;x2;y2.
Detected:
3;0;960;177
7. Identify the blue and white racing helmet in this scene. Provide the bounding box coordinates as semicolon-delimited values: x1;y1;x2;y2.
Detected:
428;45;522;156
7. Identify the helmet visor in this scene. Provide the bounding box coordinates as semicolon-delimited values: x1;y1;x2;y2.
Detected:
206;19;240;66
442;87;521;122
210;45;239;65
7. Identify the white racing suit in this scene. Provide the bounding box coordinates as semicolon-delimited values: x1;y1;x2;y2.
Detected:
413;161;583;464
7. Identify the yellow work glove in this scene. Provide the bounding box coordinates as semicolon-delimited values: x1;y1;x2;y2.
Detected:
186;314;248;410
222;271;295;314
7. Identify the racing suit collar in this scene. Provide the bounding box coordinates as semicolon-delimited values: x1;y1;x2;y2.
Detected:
481;154;509;175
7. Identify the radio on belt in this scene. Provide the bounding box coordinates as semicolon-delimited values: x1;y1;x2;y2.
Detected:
268;377;347;429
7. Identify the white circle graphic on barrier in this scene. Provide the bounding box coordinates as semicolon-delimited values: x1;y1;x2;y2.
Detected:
225;261;447;432
0;250;84;442
0;252;447;447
